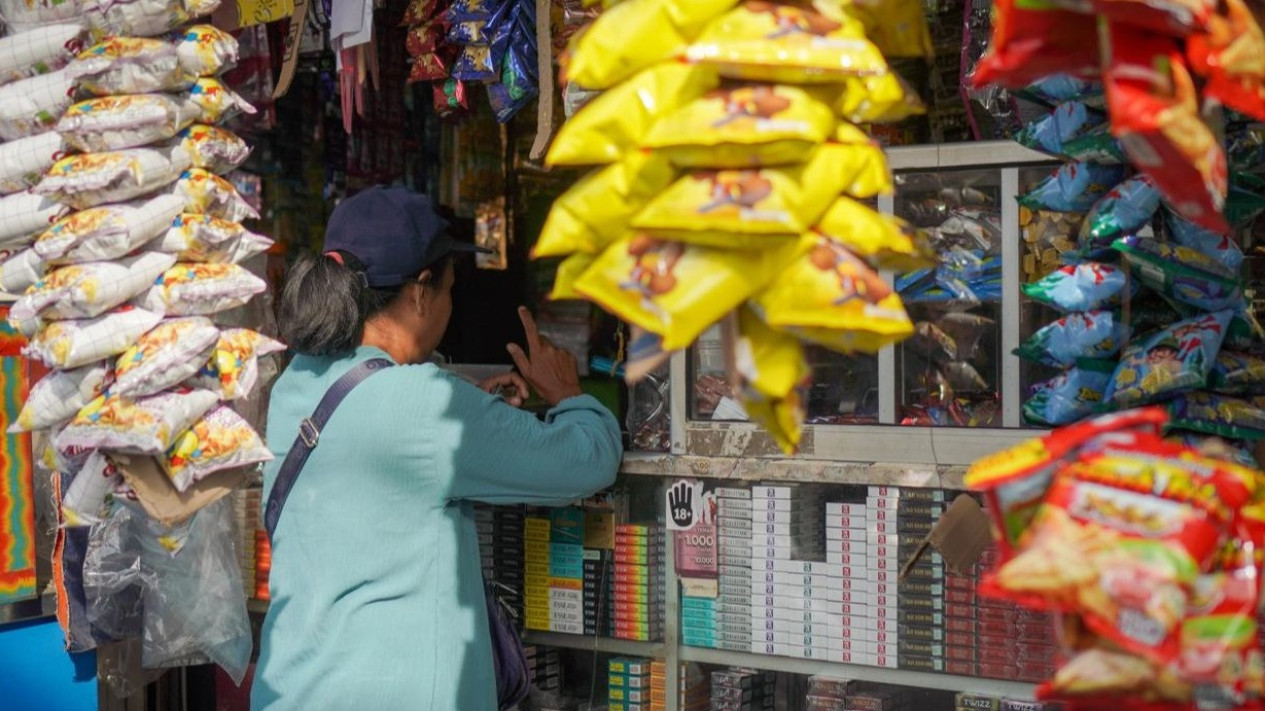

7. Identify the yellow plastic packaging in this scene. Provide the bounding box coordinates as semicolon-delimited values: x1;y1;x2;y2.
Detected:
840;0;934;59
642;83;837;168
563;0;739;90
547;63;719;167
736;306;809;400
631;136;889;244
548;253;596;301
741;386;806;454
752;234;913;354
837;72;926;124
828;124;893;198
815;196;936;272
574;233;805;350
533;151;676;258
686;2;888;84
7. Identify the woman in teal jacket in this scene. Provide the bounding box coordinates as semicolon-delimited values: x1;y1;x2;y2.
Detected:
251;187;623;711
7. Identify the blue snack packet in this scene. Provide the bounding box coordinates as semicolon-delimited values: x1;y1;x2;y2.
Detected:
1021;262;1134;312
1015;102;1104;157
1018;162;1126;213
1059;124;1126;164
1104;310;1234;408
1015;310;1130;368
1077;175;1162;257
1167;391;1265;441
1166;209;1245;273
1112;235;1241;313
1023;359;1116;426
1019;74;1104;107
1208;350;1265;396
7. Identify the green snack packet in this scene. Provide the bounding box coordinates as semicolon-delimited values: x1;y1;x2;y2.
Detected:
1168;390;1265;441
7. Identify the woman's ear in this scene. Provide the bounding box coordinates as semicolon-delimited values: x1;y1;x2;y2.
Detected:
413;269;435;314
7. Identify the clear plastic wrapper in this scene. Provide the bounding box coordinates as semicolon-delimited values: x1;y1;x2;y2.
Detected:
111;316;219;399
59;387;219;455
0;68;73;140
82;502;147;646
0;23;85;87
10;252;176;322
62;450;121;526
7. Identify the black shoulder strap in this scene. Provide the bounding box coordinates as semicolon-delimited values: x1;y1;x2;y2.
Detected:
263;358;393;542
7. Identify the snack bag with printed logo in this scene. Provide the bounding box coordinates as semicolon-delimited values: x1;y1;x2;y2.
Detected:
24;307;163;370
162;405;272;492
169;169;259;222
176;25;238;77
12;361;111;433
1186;0;1265;122
836;72;926;124
149;214;272;264
1208;351;1265;396
83;0;223;40
1018;161;1127;213
36;144;193;209
67;37;194;96
0;132;66;197
111;316;220;399
813;196;935;273
176;124;251;175
185;328;285;401
1016;310;1130;369
133;262;267;317
1168;391;1265;441
1023;359;1117;427
1112;235;1241;314
574;233;802;350
11;252;176;323
0;69;74;140
57;94;203;153
1022;262;1135;313
59;387;219;456
1077;174;1163;257
971;0;1101;88
0;24;85;86
33;195;186;264
1104;310;1233;409
547;253;596;302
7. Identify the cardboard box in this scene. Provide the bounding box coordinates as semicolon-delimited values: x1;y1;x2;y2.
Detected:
900;494;992;581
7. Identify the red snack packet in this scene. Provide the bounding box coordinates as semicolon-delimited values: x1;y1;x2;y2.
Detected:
971;0;1101;89
406;21;444;57
1103;20;1228;233
1187;0;1265;122
1089;0;1214;37
409;51;452;83
434;78;469;119
401;0;440;27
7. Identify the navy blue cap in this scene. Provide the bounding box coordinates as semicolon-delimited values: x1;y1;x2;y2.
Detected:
322;186;486;288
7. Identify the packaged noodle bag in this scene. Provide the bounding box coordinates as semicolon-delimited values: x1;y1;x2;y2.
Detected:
1104;23;1228;233
574;233;803;350
0;190;71;246
66;36;193;96
562;0;737;89
175;124;250;175
185;328;285;401
1104;310;1234;409
547;253;595;301
60;450;121;526
0;248;44;294
685;2;887;84
82;0;224;39
134;262;266;316
631;139;888;246
58;386;219;455
162;405;270;492
0;131;67;196
149;213;272;263
186;77;255;124
176;25;238;77
836;72;926;125
11;360;110;432
533;151;676;258
813;197;935;272
0;24;86;87
0;1;83;32
111;315;218;398
11;252;176;322
642;83;837;169
750;233;913;354
36;144;192;209
33;194;185;264
56;94;203;153
168;169;258;221
0;68;74;140
546;63;720;167
24;306;162;369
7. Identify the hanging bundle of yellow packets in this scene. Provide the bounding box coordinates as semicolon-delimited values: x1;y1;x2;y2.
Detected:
538;0;937;453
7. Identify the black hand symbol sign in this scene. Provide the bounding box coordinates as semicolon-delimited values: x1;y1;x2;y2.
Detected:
669;482;694;528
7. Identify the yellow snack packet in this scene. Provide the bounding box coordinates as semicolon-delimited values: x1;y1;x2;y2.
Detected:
534;151;675;258
642;83;837;168
736;306;809;400
752;235;913;354
574;233;805;350
840;0;934;59
547;63;719;167
837;73;926;124
686;1;888;84
742;386;806;454
549;253;596;301
828;124;892;198
815;197;936;272
631;136;889;243
564;0;739;90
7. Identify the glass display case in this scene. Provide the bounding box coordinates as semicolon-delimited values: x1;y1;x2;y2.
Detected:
671;142;1059;466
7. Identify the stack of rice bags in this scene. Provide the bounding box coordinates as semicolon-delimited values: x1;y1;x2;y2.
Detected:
0;0;279;680
536;0;934;453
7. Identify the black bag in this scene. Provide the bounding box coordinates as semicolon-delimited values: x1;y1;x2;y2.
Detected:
264;358;531;710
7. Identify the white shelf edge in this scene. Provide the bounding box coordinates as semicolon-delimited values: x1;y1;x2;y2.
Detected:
620;453;967;490
677;645;1037;699
521;630;665;658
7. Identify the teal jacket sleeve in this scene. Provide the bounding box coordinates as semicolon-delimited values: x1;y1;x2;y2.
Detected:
440;374;624;504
